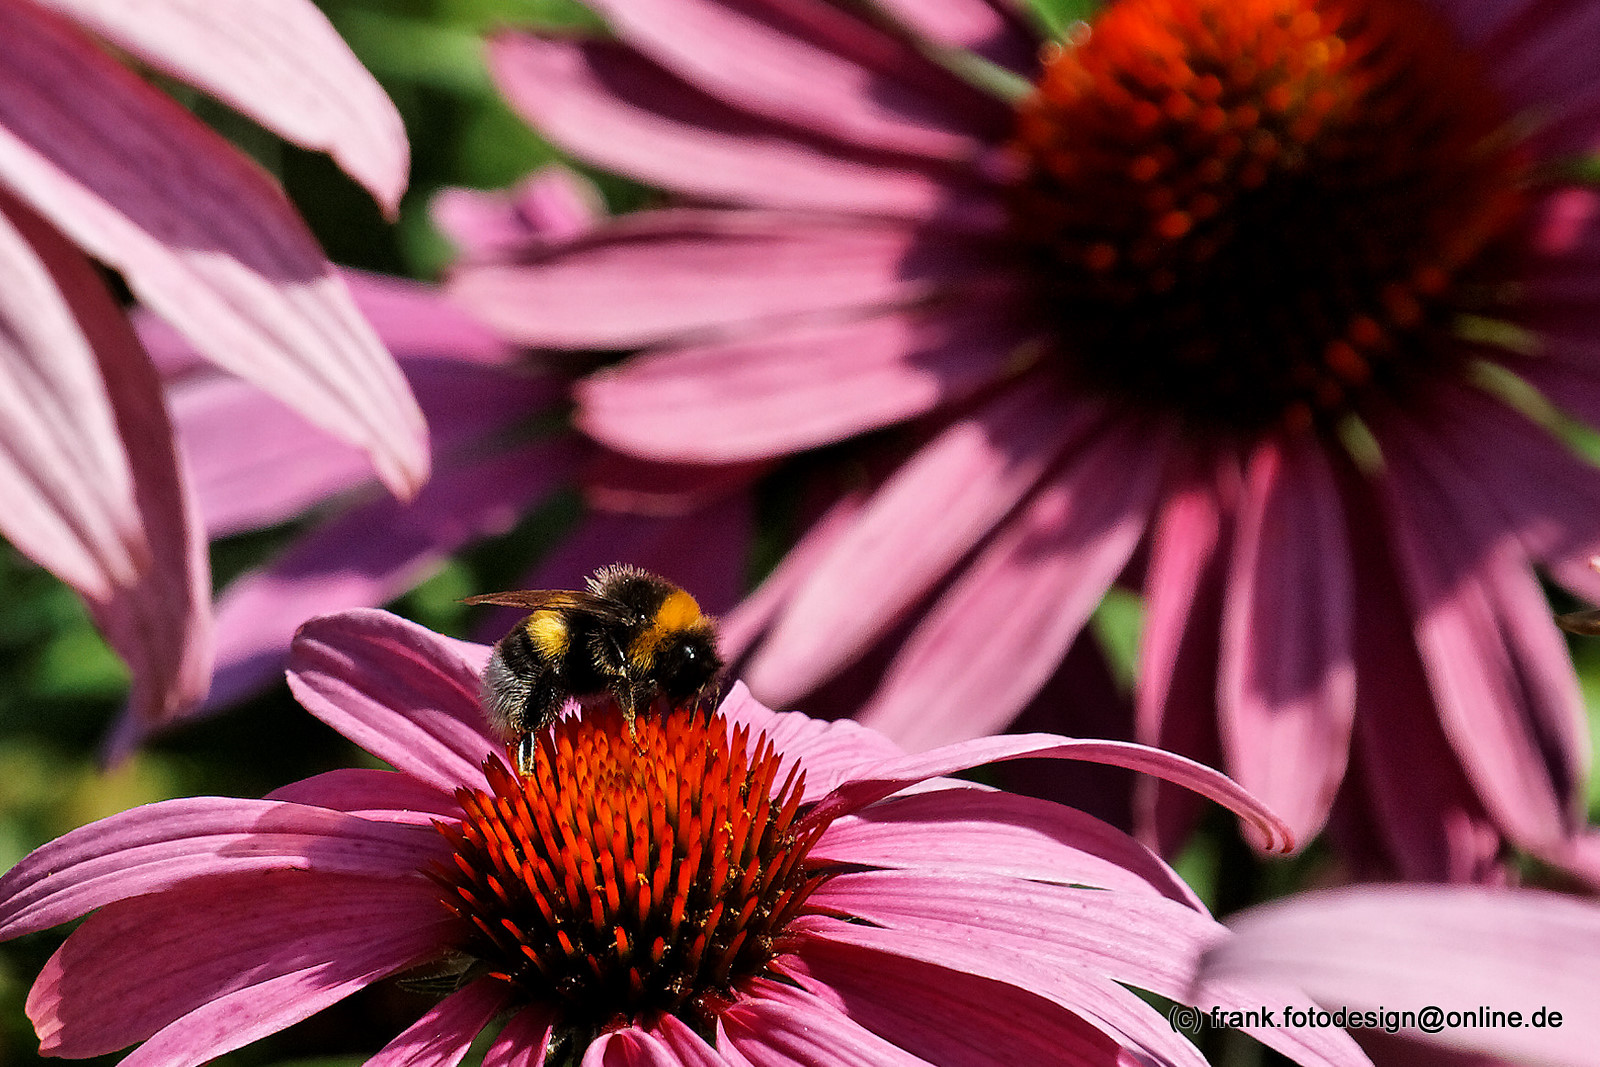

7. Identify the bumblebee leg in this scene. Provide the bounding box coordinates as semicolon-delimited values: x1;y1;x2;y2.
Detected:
515;732;538;776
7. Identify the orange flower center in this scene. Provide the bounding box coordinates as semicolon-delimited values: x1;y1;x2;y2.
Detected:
1011;0;1529;432
431;707;827;1048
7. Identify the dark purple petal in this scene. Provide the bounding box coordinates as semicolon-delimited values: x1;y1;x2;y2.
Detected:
871;0;1042;76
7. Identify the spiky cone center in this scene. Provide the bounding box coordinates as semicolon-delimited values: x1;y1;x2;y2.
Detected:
430;706;827;1050
1011;0;1530;432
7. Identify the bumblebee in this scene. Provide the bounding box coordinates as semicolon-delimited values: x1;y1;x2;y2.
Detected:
464;565;723;765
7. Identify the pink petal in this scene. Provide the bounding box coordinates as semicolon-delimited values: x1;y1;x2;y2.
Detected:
367;979;512;1067
265;768;460;825
584;1029;691;1067
719;488;868;661
432;167;604;263
0;194;211;741
805;731;1295;854
451;208;1002;348
486;33;1000;223
32;0;408;212
0;3;428;497
1473;0;1600;123
718;682;905;803
781;938;1139;1067
0;199;142;601
648;1014;731;1067
1201;885;1600;1067
483;1004;557;1067
1135;454;1235;856
581;450;766;517
856;414;1166;749
720;978;938;1066
209;437;577;709
583;0;1009;158
870;0;1042;75
286;610;495;796
1217;434;1356;843
28;870;450;1063
811;783;1202;906
0;796;443;939
745;378;1093;705
341;269;519;367
1375;410;1588;850
578;300;1035;462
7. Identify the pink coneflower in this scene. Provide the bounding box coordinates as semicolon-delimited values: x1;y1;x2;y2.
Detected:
452;0;1600;877
1199;884;1600;1066
0;608;1370;1067
0;1;426;739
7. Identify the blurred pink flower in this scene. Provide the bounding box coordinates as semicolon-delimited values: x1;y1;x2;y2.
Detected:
451;0;1600;876
147;169;752;718
0;608;1377;1067
0;0;427;740
1199;884;1600;1066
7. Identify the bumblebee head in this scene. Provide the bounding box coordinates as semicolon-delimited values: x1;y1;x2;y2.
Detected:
654;625;723;703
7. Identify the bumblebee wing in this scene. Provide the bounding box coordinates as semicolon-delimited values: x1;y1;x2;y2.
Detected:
462;589;636;624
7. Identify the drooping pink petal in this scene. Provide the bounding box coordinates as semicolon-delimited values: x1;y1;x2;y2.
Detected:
718;682;904;802
745;379;1095;705
581;450;767;518
720;978;939;1066
578;300;1036;462
367;979;512;1067
286;610;495;795
1200;885;1600;1067
1;193;211;742
855;413;1167;749
265;767;460;825
451;208;1005;348
806;732;1294;853
647;1014;730;1067
29;870;451;1063
31;0;408;212
582;0;1010;159
482;1004;556;1067
0;199;142;601
779;938;1140;1067
1136;453;1235;856
432;167;604;263
584;1028;693;1067
1217;433;1356;843
486;33;1001;224
870;0;1042;76
1375;408;1588;851
341;269;520;367
0;796;443;939
1344;485;1506;883
811;783;1202;906
208;436;578;710
0;3;428;497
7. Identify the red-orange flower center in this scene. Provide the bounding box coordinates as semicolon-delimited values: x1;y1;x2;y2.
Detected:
1011;0;1529;431
431;707;827;1048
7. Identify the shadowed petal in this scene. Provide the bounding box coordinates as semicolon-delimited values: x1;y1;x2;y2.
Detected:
648;1014;729;1067
721;978;938;1066
483;1004;556;1067
806;732;1294;853
1200;885;1600;1066
207;436;578;710
32;0;408;211
1218;434;1355;843
583;0;1009;158
746;379;1093;704
856;413;1166;748
287;610;494;795
811;783;1202;906
486;33;1000;223
0;796;444;939
1472;0;1600;122
578;300;1035;462
452;209;1003;348
266;768;460;825
0;3;428;496
718;682;904;802
367;979;512;1067
1136;453;1235;857
781;939;1142;1067
0;194;211;743
28;871;450;1063
1375;409;1588;851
